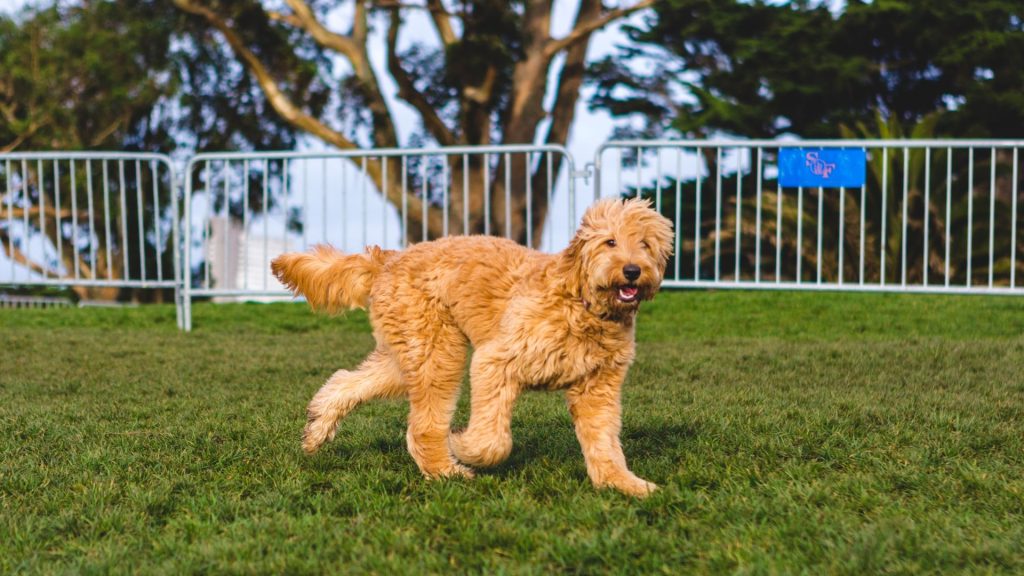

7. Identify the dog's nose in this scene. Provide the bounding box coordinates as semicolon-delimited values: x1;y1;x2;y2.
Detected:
623;264;641;282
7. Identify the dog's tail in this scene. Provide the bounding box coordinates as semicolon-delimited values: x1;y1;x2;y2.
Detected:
271;245;392;313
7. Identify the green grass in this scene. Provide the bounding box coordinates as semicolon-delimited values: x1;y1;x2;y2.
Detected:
2;291;1023;574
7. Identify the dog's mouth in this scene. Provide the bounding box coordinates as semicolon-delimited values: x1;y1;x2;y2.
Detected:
616;285;640;303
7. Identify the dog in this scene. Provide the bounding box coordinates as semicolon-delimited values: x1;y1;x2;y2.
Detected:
271;197;674;496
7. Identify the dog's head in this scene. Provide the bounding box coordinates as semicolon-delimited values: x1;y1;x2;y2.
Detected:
561;197;674;320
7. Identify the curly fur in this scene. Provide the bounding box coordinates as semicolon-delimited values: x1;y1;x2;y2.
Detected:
271;197;674;496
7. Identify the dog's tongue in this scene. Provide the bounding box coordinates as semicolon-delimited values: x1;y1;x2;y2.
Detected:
620;286;638;298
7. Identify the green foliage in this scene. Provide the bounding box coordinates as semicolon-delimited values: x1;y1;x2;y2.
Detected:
592;0;1024;139
0;0;310;153
0;2;177;151
2;293;1024;573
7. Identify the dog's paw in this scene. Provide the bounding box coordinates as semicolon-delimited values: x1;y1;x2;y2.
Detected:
600;473;658;497
301;417;335;454
448;431;512;468
423;462;475;480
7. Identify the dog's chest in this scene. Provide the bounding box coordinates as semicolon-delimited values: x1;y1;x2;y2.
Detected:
505;316;634;390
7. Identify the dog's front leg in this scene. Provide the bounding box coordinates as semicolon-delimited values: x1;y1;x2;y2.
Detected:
566;368;656;497
449;348;521;468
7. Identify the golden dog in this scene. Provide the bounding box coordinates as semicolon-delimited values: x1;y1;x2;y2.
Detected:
271;197;673;496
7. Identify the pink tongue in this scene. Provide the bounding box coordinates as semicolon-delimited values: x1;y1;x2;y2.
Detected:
622;287;638;297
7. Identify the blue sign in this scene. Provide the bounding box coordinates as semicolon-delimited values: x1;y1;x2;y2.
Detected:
779;148;866;188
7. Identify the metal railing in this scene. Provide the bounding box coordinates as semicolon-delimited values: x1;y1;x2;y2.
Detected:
181;145;576;330
4;140;1023;332
0;152;182;324
597;140;1024;295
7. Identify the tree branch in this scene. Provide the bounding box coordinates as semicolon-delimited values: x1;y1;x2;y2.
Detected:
0;206;91;221
282;0;362;65
544;0;655;59
386;9;455;146
173;0;359;151
425;0;457;46
0;229;64;278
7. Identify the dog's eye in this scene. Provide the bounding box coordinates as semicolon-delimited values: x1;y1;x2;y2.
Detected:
640;240;650;249
605;239;617;248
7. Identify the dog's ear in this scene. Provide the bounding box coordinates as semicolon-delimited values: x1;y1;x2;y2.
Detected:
649;210;675;270
559;232;587;298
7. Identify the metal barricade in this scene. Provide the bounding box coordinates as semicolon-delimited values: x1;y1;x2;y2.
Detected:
181;145;576;331
0;152;182;324
596;140;1024;294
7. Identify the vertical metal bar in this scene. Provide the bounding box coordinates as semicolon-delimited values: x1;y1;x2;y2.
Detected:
755;147;762;283
440;155;448;238
242;159;250;290
655;150;663;214
816;186;823;284
151;160;162;283
37;160;46;278
776;160;782;283
262;159;269;290
86;160;97;279
945;149;952;287
546;152;553;252
342;160;349;249
504;152;512;239
967;148;974;286
901;148;909;287
483;154;491;237
636;146;642;198
674;149;682;281
70;160;80;280
463;153;470;237
923;148;931;286
382;156;389;247
714;147;722;281
526;152;533;248
302;158;309;250
839;186;845;285
100;160;112;279
1013;147;1019;288
360;156;367;247
989;147;996;288
401;156;408;245
202;161;211;289
797;186;803;282
55;160;63;277
136;159;146;283
222;160;231;288
4;159;12;280
881;147;888;285
21;159;30;281
695;147;702;280
321;158;327;244
421;156;428;242
284;157;291;253
859;175;866;285
119;160;128;279
735;151;742;280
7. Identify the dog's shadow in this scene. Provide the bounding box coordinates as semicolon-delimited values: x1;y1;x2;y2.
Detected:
303;415;700;482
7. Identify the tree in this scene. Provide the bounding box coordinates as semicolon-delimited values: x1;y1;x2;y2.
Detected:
0;0;313;299
172;0;656;245
590;0;1024;140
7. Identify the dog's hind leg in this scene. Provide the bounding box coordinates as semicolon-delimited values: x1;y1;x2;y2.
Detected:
302;348;404;454
449;347;521;468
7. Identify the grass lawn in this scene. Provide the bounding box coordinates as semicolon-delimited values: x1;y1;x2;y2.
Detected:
1;290;1023;574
